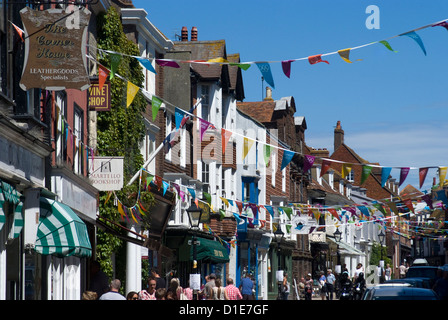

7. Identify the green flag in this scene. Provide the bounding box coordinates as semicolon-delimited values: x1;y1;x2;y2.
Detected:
151;96;163;121
361;165;372;185
203;192;211;205
109;53;122;80
263;144;273;166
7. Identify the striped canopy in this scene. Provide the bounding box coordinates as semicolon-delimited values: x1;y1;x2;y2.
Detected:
0;189;4;232
36;198;92;258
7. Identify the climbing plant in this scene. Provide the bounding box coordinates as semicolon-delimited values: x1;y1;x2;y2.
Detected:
95;6;155;279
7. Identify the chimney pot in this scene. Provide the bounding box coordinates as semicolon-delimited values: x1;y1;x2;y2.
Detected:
181;26;188;41
334;120;344;151
264;86;273;101
191;26;198;41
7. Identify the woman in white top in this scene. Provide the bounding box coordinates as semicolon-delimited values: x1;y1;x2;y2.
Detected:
213;278;225;300
354;263;364;280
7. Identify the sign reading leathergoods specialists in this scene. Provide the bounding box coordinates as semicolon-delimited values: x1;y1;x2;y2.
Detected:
19;6;91;91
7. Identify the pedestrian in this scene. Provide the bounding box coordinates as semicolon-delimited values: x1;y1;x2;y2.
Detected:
156;288;167;300
240;272;254;300
384;264;392;281
224;278;242;300
99;279;126;300
319;271;327;300
82;291;98;300
304;273;313;300
167;277;182;300
139;277;157;300
151;268;166;290
126;291;139;300
203;273;216;300
89;261;109;299
399;262;407;279
298;277;306;300
326;269;336;300
213;278;225;300
281;272;290;300
354;263;364;281
182;281;193;300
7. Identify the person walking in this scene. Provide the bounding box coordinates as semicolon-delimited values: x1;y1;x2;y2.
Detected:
224;278;242;300
203;273;216;300
99;279;126;300
240;273;254;300
139;278;157;300
304;273;313;300
326;269;336;300
318;271;327;300
213;278;225;300
151;268;166;290
281;273;290;300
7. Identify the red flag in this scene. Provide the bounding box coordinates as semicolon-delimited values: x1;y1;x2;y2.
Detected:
419;167;429;189
11;22;24;41
320;160;332;177
98;65;109;90
221;128;232;155
308;54;329;65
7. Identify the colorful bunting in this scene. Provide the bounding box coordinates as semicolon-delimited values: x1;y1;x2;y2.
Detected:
281;150;295;171
263;144;273;167
281;60;294;78
338;48;356;63
302;155;315;173
399;167;410;187
308;54;329;65
151;96;163;121
379;40;398;53
320;160;332;177
136;57;157;74
381;167;392;187
11;22;24;41
98;65;109;90
341;163;352;179
199;118;211;141
109;53;121;80
439;166;447;186
155;59;180;68
256;62;275;88
242;137;254;161
361;165;372;185
400;31;426;55
126;81;139;107
221;128;232;155
419;167;429;189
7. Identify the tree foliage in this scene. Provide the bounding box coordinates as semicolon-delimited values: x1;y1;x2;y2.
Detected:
94;6;155;278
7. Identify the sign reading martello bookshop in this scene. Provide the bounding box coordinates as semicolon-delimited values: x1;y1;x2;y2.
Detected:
19;6;91;91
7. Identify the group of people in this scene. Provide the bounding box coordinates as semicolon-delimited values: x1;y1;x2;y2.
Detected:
86;261;255;300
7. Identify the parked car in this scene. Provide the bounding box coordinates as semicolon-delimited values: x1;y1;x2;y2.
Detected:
411;258;429;266
362;284;439;300
405;266;439;287
384;277;432;289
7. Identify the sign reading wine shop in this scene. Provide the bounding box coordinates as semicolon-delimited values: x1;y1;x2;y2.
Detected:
19;6;91;91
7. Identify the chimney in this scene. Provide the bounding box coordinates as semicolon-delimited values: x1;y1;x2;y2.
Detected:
191;26;198;41
334;120;344;151
181;26;188;41
264;86;273;101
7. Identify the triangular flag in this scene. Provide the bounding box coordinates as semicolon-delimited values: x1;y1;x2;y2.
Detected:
341;163;353;179
256;62;275;89
281;60;294;78
10;22;24;41
320;160;332;177
263;144;273;166
337;48;359;63
381;167;392;187
433;21;448;31
235;201;243;214
379;40;398;52
302;155;315;173
361;165;372;185
281;207;292;219
187;187;196;199
151;96;163;121
155;59;180;68
399;167;410;187
400;31;426;55
203;192;211;205
439;166;447;186
136;57;157;74
242;137;254;161
328;208;340;221
175;107;187;129
199;118;211;141
264;205;274;217
207;57;228;64
126;81;140;107
220;197;229;207
281;150;295;171
98;65;109;90
109;53;121;80
419;167;429;189
221;128;232;155
162;181;169;196
229;62;251;70
308;54;329;65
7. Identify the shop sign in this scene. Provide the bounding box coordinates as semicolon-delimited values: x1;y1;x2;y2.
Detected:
89;157;124;191
88;80;111;111
19;6;91;91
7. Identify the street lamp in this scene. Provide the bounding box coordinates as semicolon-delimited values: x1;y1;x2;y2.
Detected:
187;203;203;300
274;226;284;299
333;228;342;271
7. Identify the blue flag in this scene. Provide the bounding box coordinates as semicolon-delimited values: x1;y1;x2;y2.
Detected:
187;188;196;199
175;107;187;129
281;150;295;171
136;57;157;74
381;167;392;187
400;31;426;55
256;62;275;89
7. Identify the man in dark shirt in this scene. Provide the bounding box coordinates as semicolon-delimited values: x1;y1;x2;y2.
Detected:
151;268;166;289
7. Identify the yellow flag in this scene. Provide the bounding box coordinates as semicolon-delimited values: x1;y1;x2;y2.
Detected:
220;197;229;207
126;81;140;107
207;57;229;64
439;166;447;186
338;48;361;63
242;137;254;161
342;163;352;179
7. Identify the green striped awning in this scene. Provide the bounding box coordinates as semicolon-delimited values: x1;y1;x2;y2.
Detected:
12;202;24;239
36;198;92;258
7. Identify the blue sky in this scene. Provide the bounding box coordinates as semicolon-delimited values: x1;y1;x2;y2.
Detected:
132;0;448;191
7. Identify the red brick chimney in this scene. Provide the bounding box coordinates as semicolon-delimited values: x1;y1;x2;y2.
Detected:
334;120;344;151
181;26;188;41
191;26;198;41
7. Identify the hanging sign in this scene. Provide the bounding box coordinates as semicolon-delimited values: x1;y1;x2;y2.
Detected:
19;6;91;91
88;80;111;111
89;157;124;191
